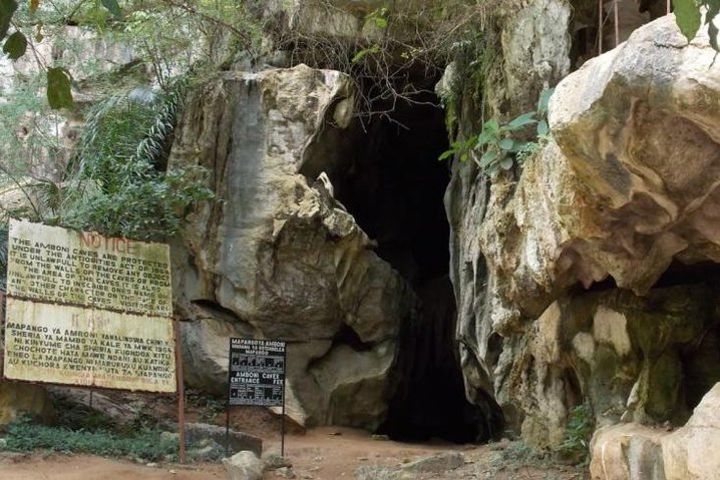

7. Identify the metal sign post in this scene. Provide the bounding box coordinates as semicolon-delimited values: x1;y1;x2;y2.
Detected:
174;320;186;464
281;345;287;457
226;338;287;458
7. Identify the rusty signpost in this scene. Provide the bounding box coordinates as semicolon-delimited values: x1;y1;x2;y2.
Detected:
0;219;185;462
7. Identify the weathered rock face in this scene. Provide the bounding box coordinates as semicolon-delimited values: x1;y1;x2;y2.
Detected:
589;383;720;480
549;15;720;296
514;284;720;449
445;0;573;433
267;0;458;41
169;64;414;429
449;12;720;449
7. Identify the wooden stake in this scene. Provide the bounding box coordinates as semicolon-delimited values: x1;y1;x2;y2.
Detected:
174;320;186;464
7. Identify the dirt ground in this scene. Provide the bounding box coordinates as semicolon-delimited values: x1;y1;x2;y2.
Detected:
0;427;587;480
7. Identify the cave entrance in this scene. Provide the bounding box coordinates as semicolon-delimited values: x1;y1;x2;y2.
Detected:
305;89;500;443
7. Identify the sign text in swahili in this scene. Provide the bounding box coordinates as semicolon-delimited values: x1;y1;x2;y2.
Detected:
2;219;176;393
229;338;286;407
3;299;176;392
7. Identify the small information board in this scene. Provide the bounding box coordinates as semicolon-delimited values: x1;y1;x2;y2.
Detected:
228;338;286;407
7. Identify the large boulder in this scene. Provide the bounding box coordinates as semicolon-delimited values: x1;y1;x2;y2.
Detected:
548;14;720;296
169;65;414;428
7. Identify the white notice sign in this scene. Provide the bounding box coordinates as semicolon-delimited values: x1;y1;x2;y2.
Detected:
3;299;177;392
6;220;172;317
3;219;177;393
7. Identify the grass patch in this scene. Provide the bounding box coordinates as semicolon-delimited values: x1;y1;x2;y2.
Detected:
2;416;177;462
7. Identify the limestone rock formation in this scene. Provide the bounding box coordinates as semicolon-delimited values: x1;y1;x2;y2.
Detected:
169;64;414;429
589;383;720;480
445;0;573;431
449;13;720;448
661;383;720;480
590;423;666;480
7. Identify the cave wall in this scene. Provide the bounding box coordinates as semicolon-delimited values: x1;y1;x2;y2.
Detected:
446;0;720;453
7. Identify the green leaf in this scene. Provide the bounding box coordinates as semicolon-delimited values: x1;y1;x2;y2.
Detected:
0;0;18;40
480;149;499;167
508;141;530;153
438;149;455;161
47;67;73;110
499;157;514;171
477;129;494;146
351;44;380;63
101;0;121;18
707;1;720;51
3;30;25;59
499;138;515;151
673;0;701;43
507;112;537;130
374;17;388;29
537;88;555;114
483;119;500;134
537;119;549;136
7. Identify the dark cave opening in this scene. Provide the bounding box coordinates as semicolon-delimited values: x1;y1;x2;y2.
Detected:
305;91;502;444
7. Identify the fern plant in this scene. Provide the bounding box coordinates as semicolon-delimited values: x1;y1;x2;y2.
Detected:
54;75;213;241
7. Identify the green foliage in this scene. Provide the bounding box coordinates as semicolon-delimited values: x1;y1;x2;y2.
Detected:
55;78;214;241
352;6;390;64
46;67;74;110
3;416;177;462
101;0;122;18
440;88;554;174
3;30;26;59
2;0;264;108
673;0;720;50
366;6;390;30
557;403;594;465
0;0;17;41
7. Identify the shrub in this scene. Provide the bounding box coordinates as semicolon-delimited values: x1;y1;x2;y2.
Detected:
52;77;214;241
3;416;178;462
557;403;594;465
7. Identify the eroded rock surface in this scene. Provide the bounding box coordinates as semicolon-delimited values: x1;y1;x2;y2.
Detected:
450;14;720;448
169;64;414;429
589;383;720;480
